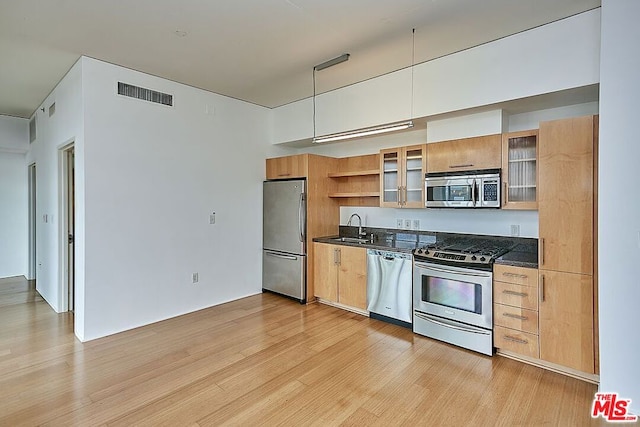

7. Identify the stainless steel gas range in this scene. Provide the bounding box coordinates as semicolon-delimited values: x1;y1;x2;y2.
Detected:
412;239;509;356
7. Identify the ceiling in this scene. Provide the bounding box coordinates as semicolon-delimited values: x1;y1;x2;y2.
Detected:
0;0;600;119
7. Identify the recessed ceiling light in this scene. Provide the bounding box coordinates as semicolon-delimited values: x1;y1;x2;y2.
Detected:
174;30;188;37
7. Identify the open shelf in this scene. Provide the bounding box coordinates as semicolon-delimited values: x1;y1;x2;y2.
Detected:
328;169;380;178
328;192;380;198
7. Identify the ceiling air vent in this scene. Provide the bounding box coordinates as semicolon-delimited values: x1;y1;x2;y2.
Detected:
29;117;36;143
117;82;173;106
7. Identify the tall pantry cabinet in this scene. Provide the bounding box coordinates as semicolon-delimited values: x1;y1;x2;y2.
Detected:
537;115;598;375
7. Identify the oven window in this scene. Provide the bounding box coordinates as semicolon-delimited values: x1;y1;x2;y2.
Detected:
422;276;482;314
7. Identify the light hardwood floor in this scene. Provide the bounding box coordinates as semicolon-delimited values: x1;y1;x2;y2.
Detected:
0;276;604;426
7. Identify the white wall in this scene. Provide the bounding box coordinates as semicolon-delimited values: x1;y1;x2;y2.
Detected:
412;9;600;118
598;0;639;412
0;115;29;278
80;58;274;341
272;9;600;145
25;60;85;333
340;207;538;238
0;152;28;278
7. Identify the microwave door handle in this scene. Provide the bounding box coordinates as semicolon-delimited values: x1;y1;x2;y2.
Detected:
471;178;476;206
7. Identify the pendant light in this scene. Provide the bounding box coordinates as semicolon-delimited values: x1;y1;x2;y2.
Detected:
311;29;416;144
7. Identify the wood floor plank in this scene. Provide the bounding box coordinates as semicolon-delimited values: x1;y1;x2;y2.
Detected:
0;277;601;426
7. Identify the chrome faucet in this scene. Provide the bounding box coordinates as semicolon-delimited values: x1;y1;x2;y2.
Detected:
347;213;366;237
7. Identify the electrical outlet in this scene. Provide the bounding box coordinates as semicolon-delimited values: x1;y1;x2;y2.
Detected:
192;273;199;283
405;219;412;230
209;212;216;224
413;219;420;230
396;219;403;229
510;224;520;237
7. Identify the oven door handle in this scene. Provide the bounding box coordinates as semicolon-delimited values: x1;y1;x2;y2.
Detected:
414;312;491;335
413;262;492;278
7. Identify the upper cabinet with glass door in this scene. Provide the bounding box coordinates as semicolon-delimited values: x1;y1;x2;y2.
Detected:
380;144;426;208
502;130;538;210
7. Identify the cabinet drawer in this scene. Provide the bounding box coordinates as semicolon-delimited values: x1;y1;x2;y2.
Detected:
493;281;538;311
494;264;538;288
493;303;539;335
494;326;540;358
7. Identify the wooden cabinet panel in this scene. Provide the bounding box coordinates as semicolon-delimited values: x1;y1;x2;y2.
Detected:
328;154;380;207
493;281;538;311
266;154;308;180
539;270;594;374
313;243;366;311
426;134;501;173
493;265;538;287
380;144;426;208
494;304;539;335
313;243;337;301
337;246;367;310
502;129;538;210
538;116;594;275
494;326;540;359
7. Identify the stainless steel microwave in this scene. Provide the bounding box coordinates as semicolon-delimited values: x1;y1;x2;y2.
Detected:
425;169;501;208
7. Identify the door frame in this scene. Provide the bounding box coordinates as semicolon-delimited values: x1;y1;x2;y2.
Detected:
28;162;37;281
59;141;75;313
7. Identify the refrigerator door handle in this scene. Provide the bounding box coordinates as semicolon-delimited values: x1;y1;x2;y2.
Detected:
265;251;298;261
298;193;305;243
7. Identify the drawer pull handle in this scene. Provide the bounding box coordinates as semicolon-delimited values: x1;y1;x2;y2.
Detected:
449;163;474;169
504;335;528;345
278;173;291;177
502;272;528;279
502;290;528;297
503;313;528;321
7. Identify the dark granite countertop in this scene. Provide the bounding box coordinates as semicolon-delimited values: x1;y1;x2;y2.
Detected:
313;226;539;268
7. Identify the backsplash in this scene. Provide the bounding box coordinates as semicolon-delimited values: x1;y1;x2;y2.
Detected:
340;206;539;238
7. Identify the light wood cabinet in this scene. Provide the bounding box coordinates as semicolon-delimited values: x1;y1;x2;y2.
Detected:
502;130;538;210
493;265;540;359
426;134;501;173
313;243;367;311
539;270;594;373
380;144;426;208
266;154;308;180
535;115;598;376
538;116;595;275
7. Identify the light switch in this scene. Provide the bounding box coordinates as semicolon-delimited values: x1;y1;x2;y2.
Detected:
209;212;216;224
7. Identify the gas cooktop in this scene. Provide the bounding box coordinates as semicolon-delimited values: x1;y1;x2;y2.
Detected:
413;239;510;266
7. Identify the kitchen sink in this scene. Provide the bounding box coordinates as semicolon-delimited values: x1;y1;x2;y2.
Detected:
333;236;372;244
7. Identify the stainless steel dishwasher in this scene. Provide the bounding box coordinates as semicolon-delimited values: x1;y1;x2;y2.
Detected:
366;249;413;328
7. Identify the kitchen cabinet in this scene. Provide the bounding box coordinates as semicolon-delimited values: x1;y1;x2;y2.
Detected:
536;115;598;376
538;116;595;275
313;243;367;311
266;154;308;180
502;130;538;210
327;154;380;207
493;264;540;359
539;270;594;373
380;144;426;208
426;134;501;174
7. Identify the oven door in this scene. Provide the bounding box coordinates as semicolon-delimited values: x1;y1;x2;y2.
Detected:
425;176;477;208
413;261;492;329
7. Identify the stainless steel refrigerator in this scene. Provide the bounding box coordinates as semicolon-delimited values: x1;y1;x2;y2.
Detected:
263;179;306;302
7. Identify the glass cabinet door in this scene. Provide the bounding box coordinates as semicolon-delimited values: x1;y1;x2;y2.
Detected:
502;130;538;210
381;149;400;207
403;145;426;208
380;145;425;208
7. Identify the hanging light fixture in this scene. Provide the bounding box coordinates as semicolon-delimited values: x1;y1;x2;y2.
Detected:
312;121;414;144
311;29;416;145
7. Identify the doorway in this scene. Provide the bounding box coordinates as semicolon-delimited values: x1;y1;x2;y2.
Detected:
28;163;36;281
61;145;75;313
